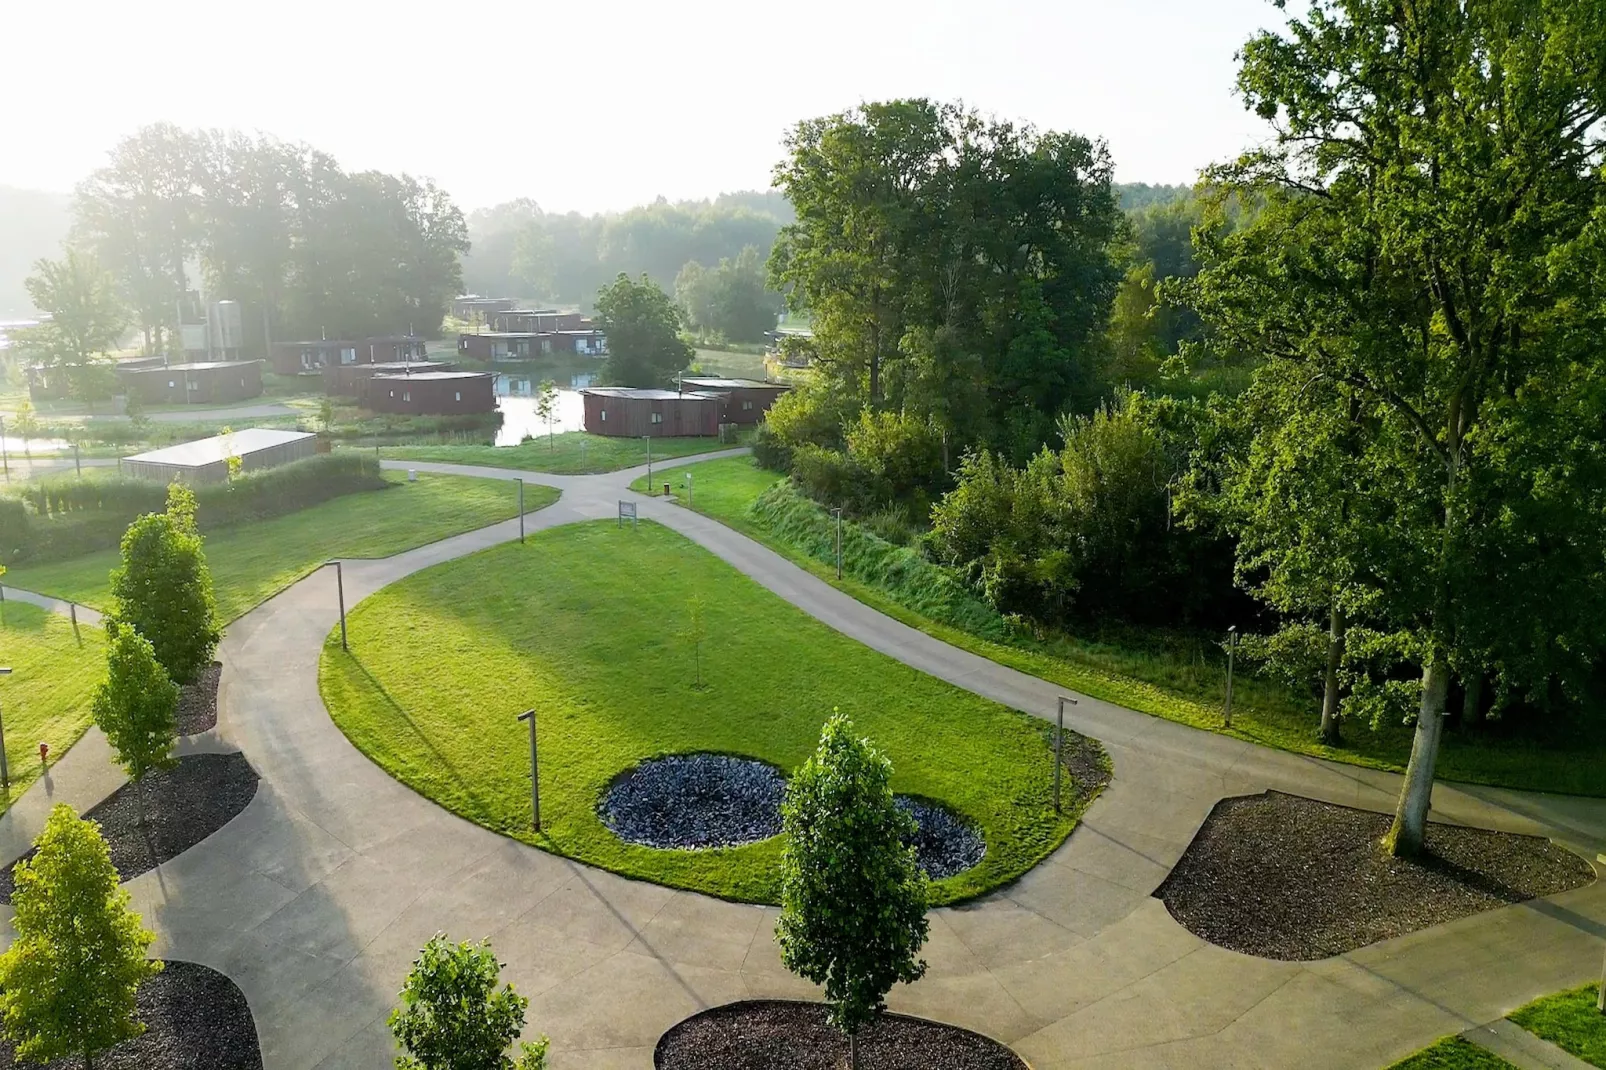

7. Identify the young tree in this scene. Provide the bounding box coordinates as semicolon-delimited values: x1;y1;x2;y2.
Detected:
594;273;693;388
682;595;708;690
92;625;179;818
390;934;548;1070
1182;0;1606;855
12;400;38;459
108;483;220;684
0;804;161;1070
776;715;928;1070
534;379;557;450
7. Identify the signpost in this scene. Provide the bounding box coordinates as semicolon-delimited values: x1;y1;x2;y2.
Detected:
1055;696;1077;813
517;709;540;831
618;500;638;528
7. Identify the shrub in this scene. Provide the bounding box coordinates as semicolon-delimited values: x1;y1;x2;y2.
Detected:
843;409;946;504
390;934;548;1070
108;485;220;684
93;625;179;790
789;444;864;509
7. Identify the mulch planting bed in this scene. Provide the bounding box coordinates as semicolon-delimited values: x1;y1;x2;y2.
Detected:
0;752;259;903
655;1000;1026;1070
0;959;262;1070
602;754;788;849
175;661;222;735
1155;790;1597;960
896;797;985;879
1054;727;1112;802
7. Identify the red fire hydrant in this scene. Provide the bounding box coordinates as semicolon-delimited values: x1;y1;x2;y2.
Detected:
38;741;49;766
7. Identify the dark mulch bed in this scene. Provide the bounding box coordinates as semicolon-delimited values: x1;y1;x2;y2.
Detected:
0;752;259;903
175;661;222;735
1155;790;1597;960
0;959;262;1070
655;1000;1025;1070
896;797;985;879
602;754;788;849
1054;727;1112;803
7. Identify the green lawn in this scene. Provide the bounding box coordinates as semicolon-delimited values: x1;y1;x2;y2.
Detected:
7;472;558;622
0;603;106;813
1385;1037;1517;1069
632;456;1605;796
384;432;735;475
1510;985;1606;1067
319;520;1094;905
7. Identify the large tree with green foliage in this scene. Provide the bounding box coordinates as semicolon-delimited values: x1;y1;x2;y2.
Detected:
92;624;179;799
11;250;126;406
108;484;220;684
776;715;928;1070
674;245;780;343
0;804;161;1070
594;273;693;388
1180;0;1606;855
389;934;548;1070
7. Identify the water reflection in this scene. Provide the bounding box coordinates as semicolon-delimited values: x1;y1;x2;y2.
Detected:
493;372;591;445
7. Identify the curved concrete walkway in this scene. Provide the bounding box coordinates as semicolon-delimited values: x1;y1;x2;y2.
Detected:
1;450;1601;1070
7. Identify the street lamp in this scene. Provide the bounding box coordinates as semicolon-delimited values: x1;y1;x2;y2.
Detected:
832;508;844;580
517;709;540;831
643;435;653;490
325;561;347;650
1224;625;1238;728
0;667;11;791
516;478;525;544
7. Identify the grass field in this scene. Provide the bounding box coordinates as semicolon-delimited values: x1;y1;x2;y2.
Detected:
7;472;558;622
632;456;1606;796
1509;985;1606;1067
1385;1037;1516;1069
319;520;1093;905
0;603;106;814
384;432;734;475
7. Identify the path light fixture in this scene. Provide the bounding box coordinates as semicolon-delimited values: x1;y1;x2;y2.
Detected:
37;741;47;766
1055;696;1078;814
1224;625;1238;728
325;561;347;650
0;667;11;790
685;470;692;509
517;709;540;831
643;435;653;490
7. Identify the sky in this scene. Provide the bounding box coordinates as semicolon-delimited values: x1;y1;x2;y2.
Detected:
0;0;1282;214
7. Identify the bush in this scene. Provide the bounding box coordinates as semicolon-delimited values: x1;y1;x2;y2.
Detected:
108;485;220;685
843;409;946;504
789;445;865;509
390;934;548;1070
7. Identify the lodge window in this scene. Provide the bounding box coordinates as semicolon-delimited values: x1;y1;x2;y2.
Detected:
600;410;607;421
651;412;663;424
167;380;176;388
454;392;462;401
742;400;753;411
403;391;411;402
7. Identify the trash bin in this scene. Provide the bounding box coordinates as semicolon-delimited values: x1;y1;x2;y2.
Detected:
409;469;418;482
663;482;671;496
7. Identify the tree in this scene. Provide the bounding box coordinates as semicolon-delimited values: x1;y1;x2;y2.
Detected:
108;484;220;684
389;934;548;1070
91;625;179;810
1181;0;1606;855
11;251;126;407
0;804;161;1070
12;400;38;459
594;273;693;388
534;379;557;450
776;715;928;1069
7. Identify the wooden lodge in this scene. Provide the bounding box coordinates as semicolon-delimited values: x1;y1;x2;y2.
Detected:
358;371;496;415
324;360;456;397
118;360;264;405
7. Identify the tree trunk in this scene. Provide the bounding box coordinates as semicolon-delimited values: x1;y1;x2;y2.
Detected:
1385;656;1450;857
1318;602;1347;745
84;1045;94;1070
1462;671;1484;723
849;1032;859;1070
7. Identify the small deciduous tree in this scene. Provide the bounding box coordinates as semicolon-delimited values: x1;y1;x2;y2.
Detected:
534;379;557;450
682;595;708;690
92;625;179;820
0;803;160;1070
390;934;548;1070
776;715;928;1070
108;483;220;684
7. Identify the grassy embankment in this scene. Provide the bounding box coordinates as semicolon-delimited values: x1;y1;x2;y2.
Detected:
7;472;557;622
631;456;1605;796
0;604;106;813
320;520;1096;905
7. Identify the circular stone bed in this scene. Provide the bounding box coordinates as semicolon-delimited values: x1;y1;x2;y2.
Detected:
1155;790;1597;960
656;1000;1025;1070
175;661;223;735
601;754;787;849
896;796;985;880
0;959;262;1070
0;752;259;903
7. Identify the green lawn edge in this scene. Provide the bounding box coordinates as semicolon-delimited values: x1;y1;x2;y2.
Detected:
1384;1036;1519;1069
382;431;744;475
318;519;1096;906
0;603;106;815
631;457;1603;797
1509;984;1606;1067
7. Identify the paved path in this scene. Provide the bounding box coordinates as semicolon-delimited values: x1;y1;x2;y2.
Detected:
0;452;1601;1070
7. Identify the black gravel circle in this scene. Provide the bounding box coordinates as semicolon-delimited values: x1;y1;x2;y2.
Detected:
896;797;985;879
656;1000;1025;1070
175;661;222;735
0;959;262;1070
601;754;787;849
1155;790;1597;960
0;752;259;903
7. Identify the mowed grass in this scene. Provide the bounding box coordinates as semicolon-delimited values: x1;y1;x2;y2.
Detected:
633;456;1606;796
0;603;105;813
384;432;732;475
1385;1037;1517;1069
1509;985;1606;1067
8;473;558;622
319;520;1088;905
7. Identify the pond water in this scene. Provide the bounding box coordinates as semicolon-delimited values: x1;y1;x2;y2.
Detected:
492;371;593;445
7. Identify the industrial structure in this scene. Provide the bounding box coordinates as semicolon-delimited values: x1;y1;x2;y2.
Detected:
120;428;317;484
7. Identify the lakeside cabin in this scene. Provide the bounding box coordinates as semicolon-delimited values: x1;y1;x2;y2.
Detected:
117;360;264;405
358;371;496;415
678;377;791;425
324;360;455;397
271;335;429;376
457;330;608;361
581;388;724;437
120;428;316;484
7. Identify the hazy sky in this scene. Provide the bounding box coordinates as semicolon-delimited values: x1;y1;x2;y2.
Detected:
1;0;1281;214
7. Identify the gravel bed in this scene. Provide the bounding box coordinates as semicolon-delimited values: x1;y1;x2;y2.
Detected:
175;661;222;735
601;754;787;849
655;1000;1025;1070
0;959;262;1070
0;752;259;903
896;797;985;879
1155;790;1597;960
1054;727;1112;802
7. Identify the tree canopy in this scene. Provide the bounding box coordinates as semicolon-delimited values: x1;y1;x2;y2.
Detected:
389;934;548;1070
10;250;126;404
92;624;180;787
593;273;694;388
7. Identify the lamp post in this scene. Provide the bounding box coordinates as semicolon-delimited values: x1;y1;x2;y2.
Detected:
832;508;844;580
516;478;525;544
1224;625;1238;728
0;415;9;481
685;471;693;510
643;435;653;491
325;561;347;650
0;667;11;791
517;709;540;831
1055;695;1077;813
